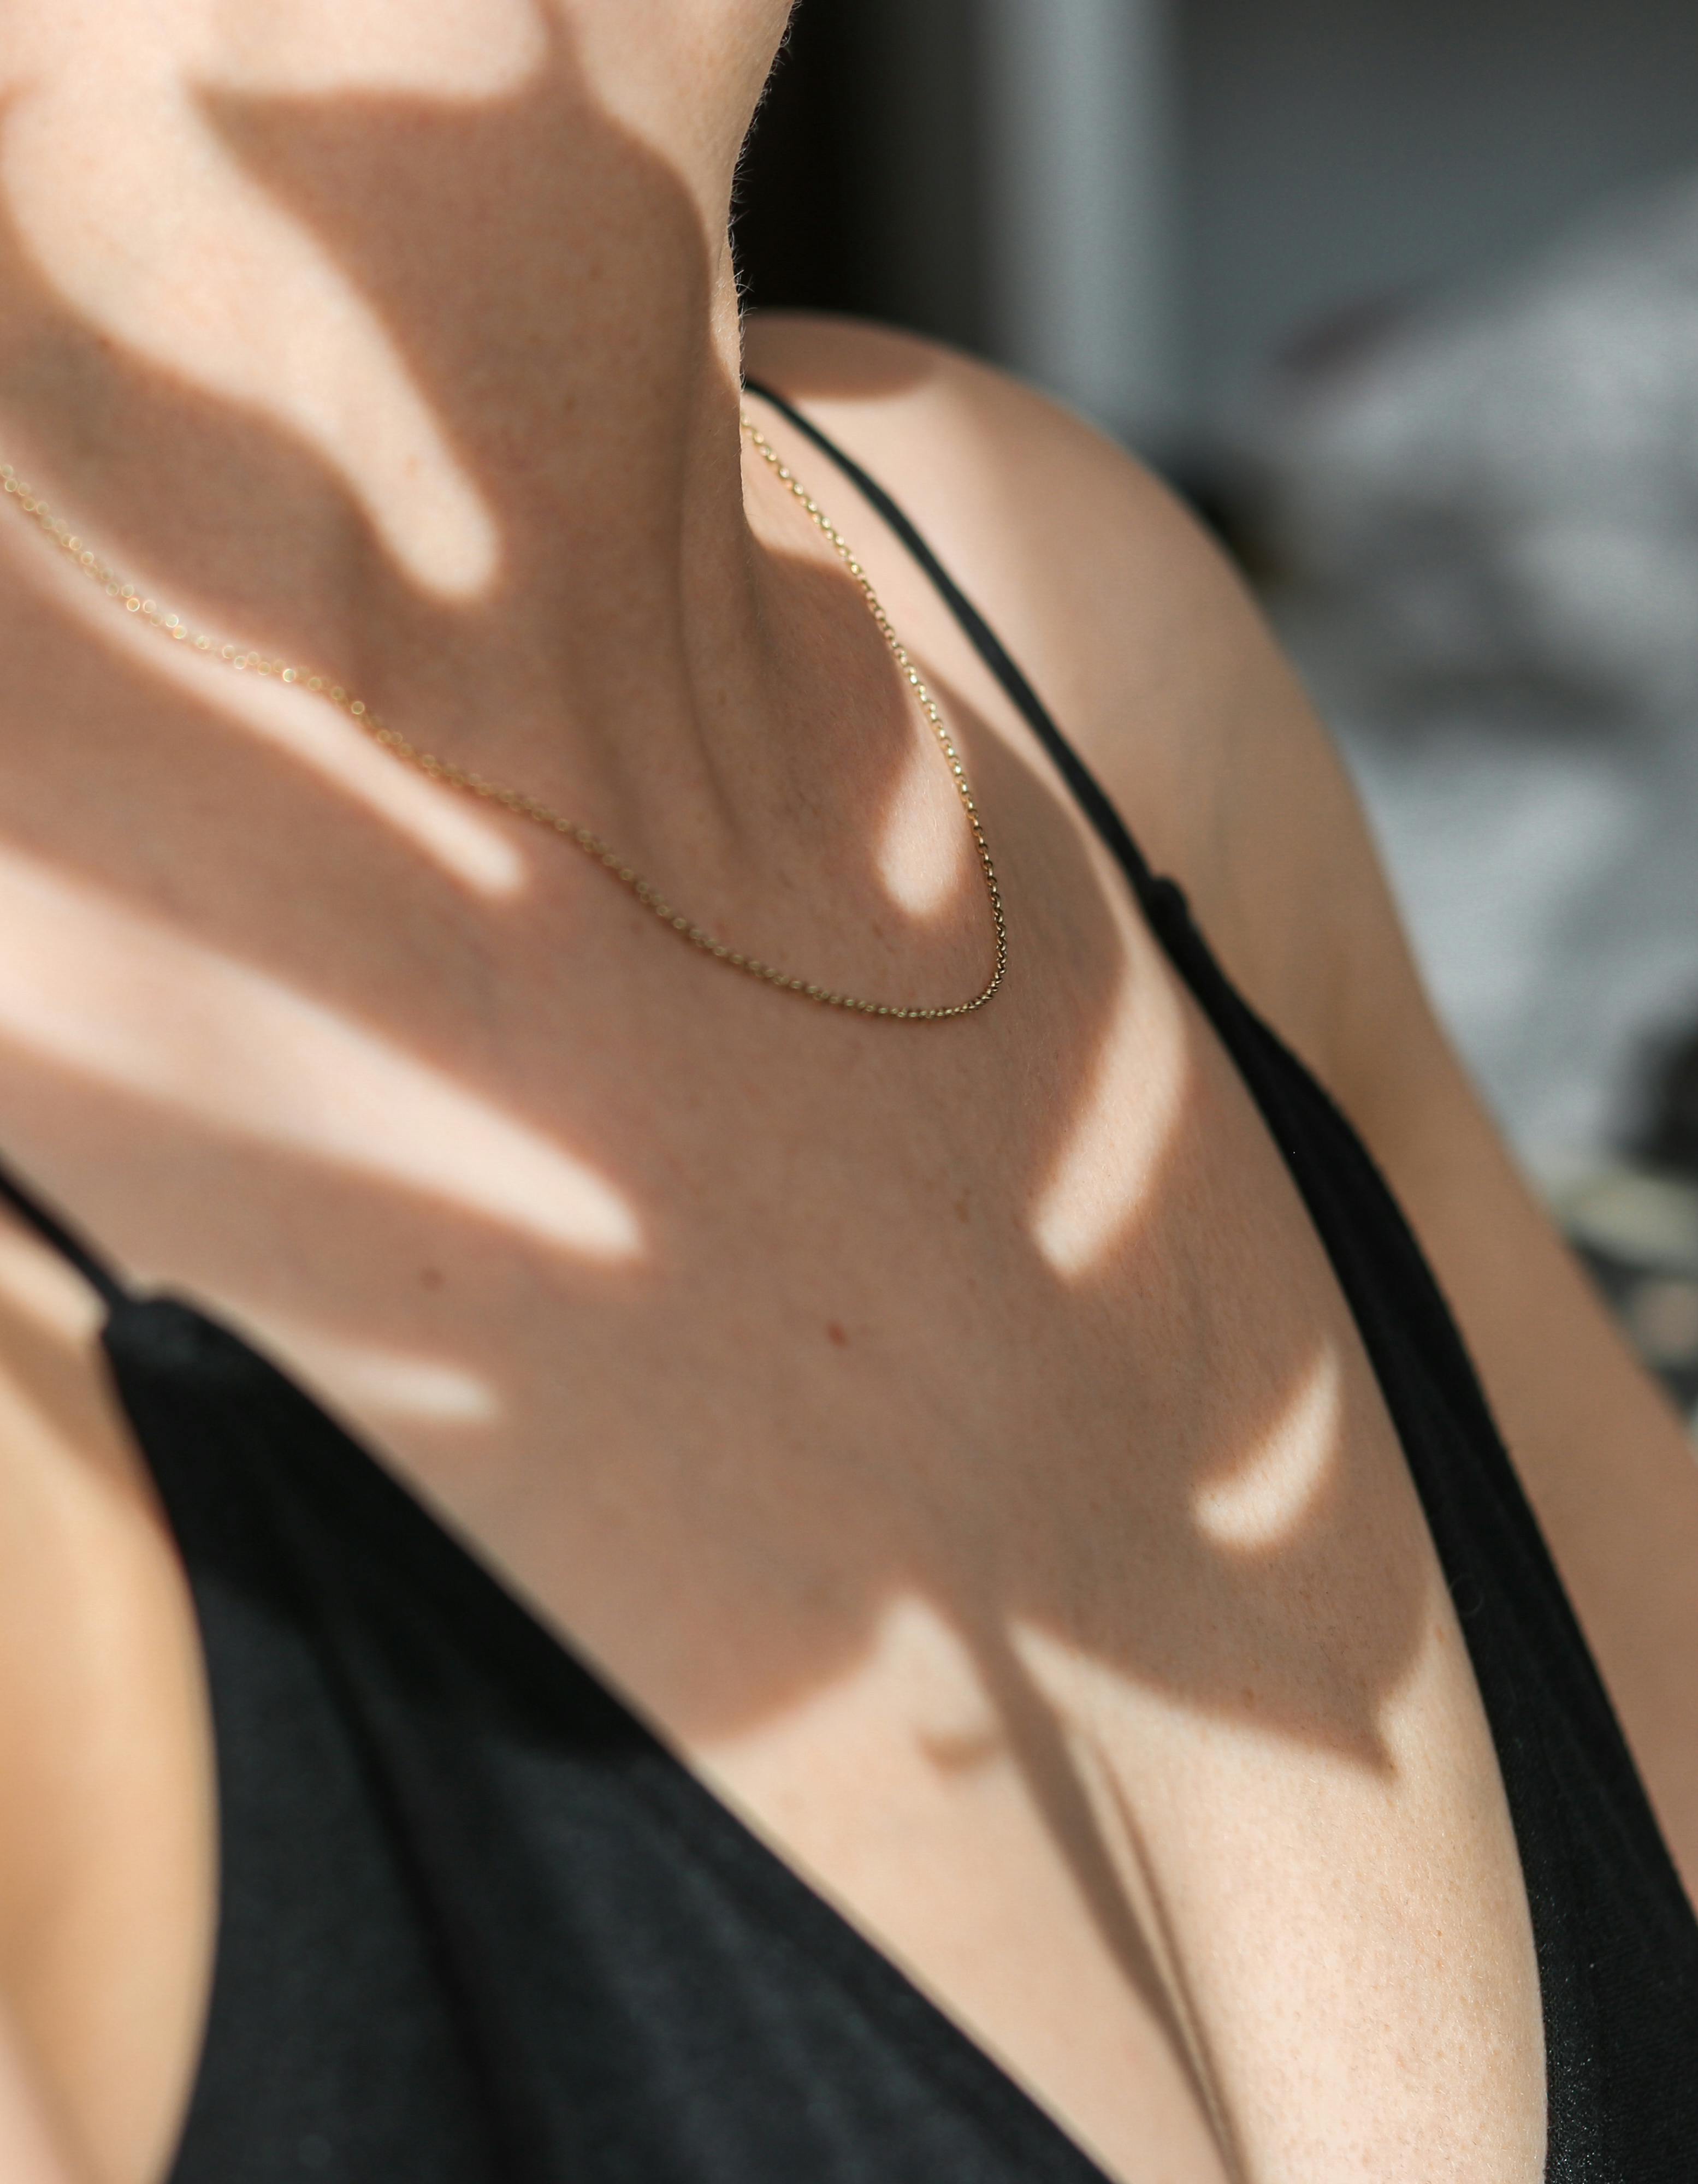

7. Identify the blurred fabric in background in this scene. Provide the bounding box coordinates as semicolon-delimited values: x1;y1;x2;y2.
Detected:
737;0;1698;1413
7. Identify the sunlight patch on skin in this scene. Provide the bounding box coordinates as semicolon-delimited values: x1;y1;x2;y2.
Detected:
13;534;524;895
199;0;549;97
873;723;973;920
0;847;642;1262
258;1320;501;1426
1029;960;1186;1280
703;1592;1008;1798
880;1593;1008;1771
0;40;503;598
1192;1350;1342;1557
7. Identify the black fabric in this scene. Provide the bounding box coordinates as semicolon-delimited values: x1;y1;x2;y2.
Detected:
1;396;1694;2181
107;1298;1107;2184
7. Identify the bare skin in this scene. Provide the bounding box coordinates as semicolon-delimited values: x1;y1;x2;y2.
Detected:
0;5;1695;2181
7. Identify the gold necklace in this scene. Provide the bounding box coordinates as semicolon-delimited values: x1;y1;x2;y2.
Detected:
0;415;1008;1023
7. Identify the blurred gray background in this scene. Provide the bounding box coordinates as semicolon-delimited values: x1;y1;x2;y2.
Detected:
738;0;1698;1401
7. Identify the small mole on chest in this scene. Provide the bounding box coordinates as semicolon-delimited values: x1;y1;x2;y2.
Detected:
826;1320;849;1349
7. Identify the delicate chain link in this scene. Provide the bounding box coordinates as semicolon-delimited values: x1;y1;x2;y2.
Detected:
0;414;1007;1022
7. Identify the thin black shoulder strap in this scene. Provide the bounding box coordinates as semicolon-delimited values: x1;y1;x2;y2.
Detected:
0;1156;129;1311
743;378;1157;900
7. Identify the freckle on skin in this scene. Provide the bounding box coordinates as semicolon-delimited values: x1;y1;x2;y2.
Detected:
420;1267;445;1290
954;1191;971;1224
826;1321;848;1348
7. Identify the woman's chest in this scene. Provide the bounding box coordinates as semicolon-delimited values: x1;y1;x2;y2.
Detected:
297;976;1551;2183
0;866;1549;2182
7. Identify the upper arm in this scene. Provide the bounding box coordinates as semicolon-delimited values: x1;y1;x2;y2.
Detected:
0;1220;215;2184
746;307;1698;1895
1325;869;1698;1901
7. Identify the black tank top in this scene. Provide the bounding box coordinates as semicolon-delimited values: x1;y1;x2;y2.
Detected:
1;391;1694;2184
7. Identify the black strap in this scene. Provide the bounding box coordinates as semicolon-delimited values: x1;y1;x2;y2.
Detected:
743;378;1157;901
0;1156;128;1310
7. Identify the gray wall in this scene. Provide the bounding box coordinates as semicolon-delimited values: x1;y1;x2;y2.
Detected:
817;0;1698;447
1182;0;1698;423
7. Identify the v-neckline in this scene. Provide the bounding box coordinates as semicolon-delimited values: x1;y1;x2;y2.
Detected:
119;911;1554;2184
117;1286;1123;2184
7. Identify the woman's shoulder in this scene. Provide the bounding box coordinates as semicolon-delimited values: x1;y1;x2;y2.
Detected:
743;309;1228;764
742;308;1385;1089
748;322;1698;1902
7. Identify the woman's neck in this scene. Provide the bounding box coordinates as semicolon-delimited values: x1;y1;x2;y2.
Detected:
0;0;802;836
